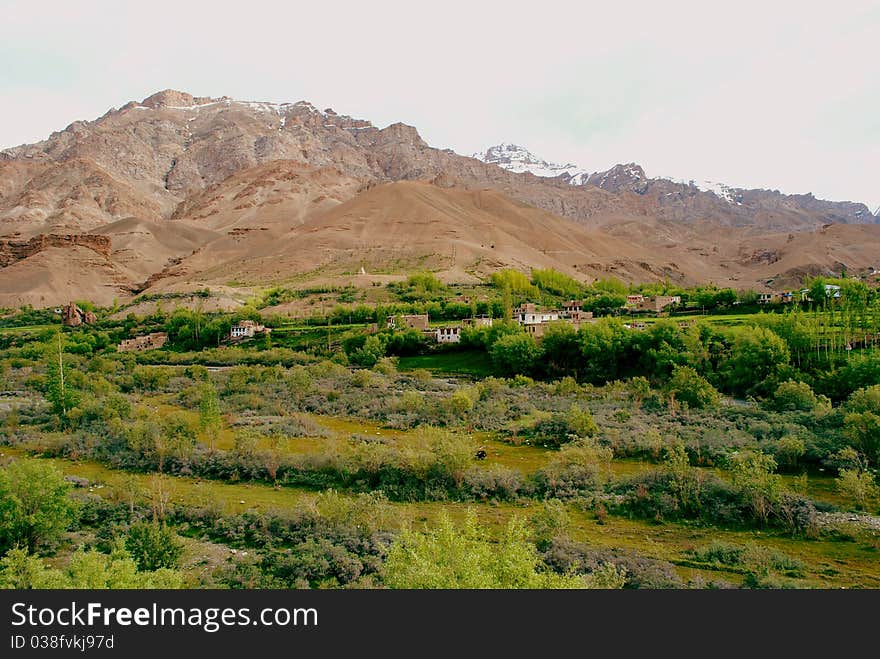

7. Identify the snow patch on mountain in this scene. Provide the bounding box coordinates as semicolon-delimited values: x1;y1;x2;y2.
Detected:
695;180;741;205
660;173;743;205
472;143;589;182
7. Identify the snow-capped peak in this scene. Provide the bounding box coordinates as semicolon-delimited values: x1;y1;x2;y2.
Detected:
695;180;741;204
472;143;589;183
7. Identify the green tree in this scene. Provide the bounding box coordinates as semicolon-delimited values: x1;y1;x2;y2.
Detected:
769;380;825;412
490;269;539;297
490;333;541;376
198;382;222;450
728;451;781;525
0;459;77;554
127;409;197;473
531;268;585;298
125;522;184;571
540;321;581;378
44;331;78;424
843;412;880;466
775;436;806;470
724;327;791;397
350;335;386;368
847;385;880;415
627;376;652;409
577;318;633;384
447;389;474;423
0;544;184;589
836;468;879;510
384;510;620;589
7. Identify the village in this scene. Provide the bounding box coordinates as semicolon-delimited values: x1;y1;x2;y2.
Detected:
383;294;687;344
58;284;850;354
54;295;695;353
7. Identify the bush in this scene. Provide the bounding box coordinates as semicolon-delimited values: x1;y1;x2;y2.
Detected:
459;466;525;501
769;380;828;413
836;468;879;510
542;538;685;589
532;439;613;498
125;522;184;571
665;366;720;409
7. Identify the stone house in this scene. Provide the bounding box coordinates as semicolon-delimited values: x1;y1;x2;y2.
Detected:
117;332;168;352
428;326;461;343
462;315;493;328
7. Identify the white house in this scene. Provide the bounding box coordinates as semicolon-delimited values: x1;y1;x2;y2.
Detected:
513;303;559;325
230;320;270;339
824;284;841;299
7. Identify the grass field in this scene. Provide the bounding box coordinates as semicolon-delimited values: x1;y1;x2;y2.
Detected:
397;351;494;377
0;324;55;335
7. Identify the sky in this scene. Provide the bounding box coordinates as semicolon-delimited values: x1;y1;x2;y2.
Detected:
1;0;878;210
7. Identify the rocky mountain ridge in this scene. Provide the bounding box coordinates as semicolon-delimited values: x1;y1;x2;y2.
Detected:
1;89;878;308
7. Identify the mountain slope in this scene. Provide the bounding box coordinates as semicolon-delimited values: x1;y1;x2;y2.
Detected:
156;180;659;290
1;89;879;308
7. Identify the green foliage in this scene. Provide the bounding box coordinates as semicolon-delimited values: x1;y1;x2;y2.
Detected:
687;541;805;579
593;277;628;295
531;268;585;298
125;522;184;571
769;380;827;413
490;333;541;376
775;435;806;470
662;444;706;515
199;382;222;449
384;510;613;589
567;404;599;438
127;408;197;473
522;405;598;449
841;383;880;464
728;451;781;525
627;376;652;408
724;326;791;397
843;411;880;466
540;322;580;378
43;332;79;423
847;385;880;415
533;438;614;498
530;499;570;551
349;335;386;368
665;365;720;409
0;544;184;589
397;272;446;301
576;318;633;383
490;269;539;298
836;468;880;510
0;459;76;554
165;308;232;350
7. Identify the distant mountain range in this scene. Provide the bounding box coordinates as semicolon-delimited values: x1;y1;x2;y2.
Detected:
1;89;878;308
473;142;877;223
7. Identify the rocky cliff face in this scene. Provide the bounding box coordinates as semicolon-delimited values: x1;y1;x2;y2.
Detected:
0;234;111;267
4;90;875;237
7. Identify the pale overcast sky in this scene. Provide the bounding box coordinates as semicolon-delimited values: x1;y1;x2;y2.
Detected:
1;0;877;210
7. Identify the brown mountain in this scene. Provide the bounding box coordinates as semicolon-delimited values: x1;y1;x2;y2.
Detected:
1;89;878;308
